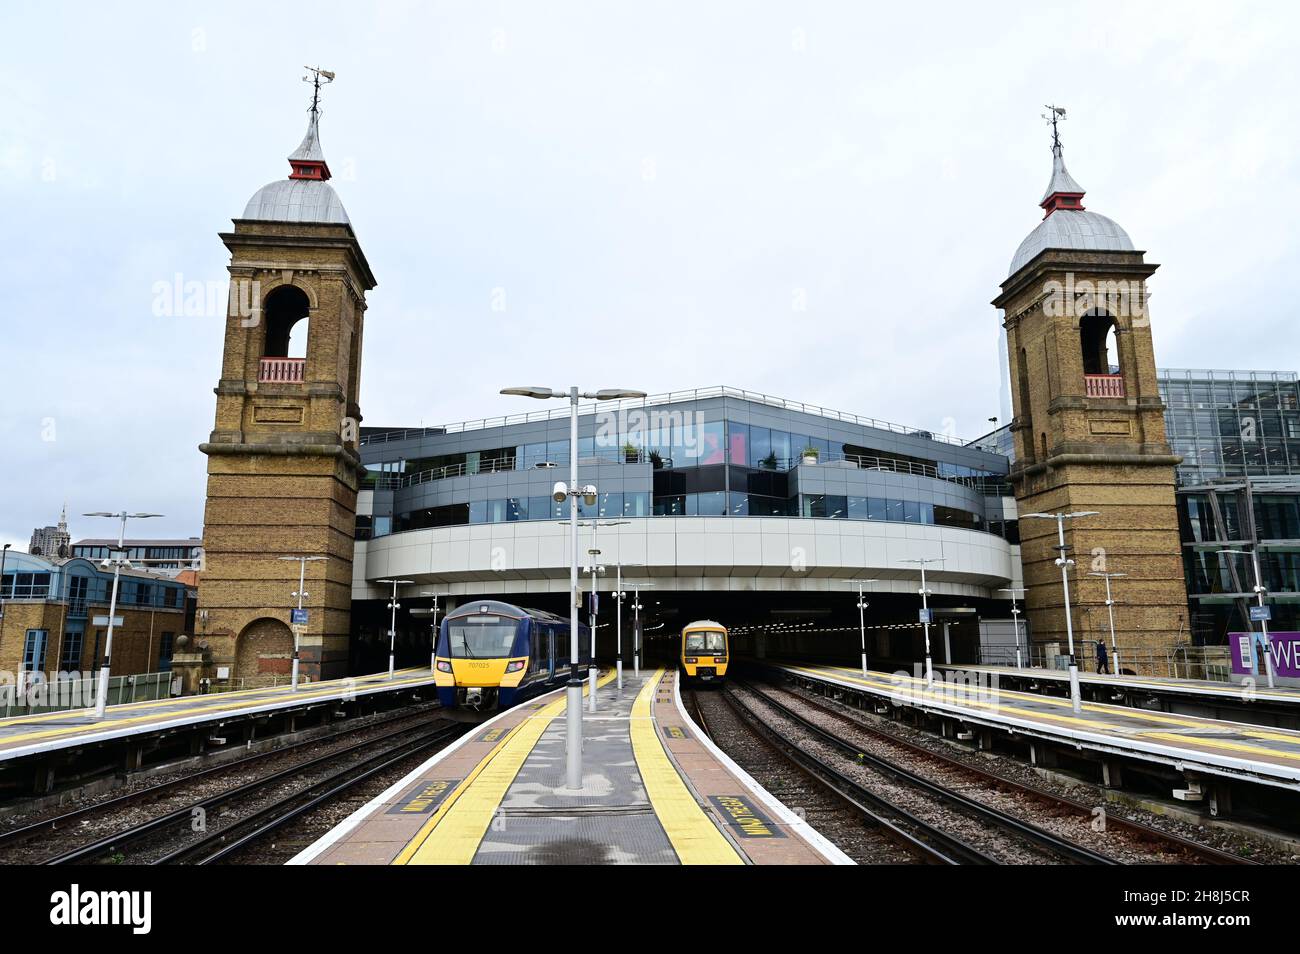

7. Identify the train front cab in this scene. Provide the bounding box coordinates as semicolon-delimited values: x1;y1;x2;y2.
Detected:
434;601;586;713
681;621;729;683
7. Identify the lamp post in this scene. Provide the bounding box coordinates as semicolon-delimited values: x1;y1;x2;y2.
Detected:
83;511;163;718
629;581;653;678
901;558;943;685
612;562;644;690
376;578;413;679
998;586;1027;669
1219;547;1275;689
501;384;646;791
1087;571;1127;676
570;519;630;704
278;555;326;689
0;542;11;636
420;592;442;673
848;579;878;677
1023;511;1098;712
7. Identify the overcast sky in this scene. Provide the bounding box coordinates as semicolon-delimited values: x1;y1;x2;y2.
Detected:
2;0;1298;547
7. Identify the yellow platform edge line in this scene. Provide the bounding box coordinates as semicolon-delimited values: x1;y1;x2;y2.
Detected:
395;670;616;865
0;673;435;747
801;664;1300;745
631;670;743;866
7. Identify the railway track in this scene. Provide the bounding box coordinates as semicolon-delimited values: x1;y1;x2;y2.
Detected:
760;677;1258;866
717;682;1116;864
686;684;983;863
16;716;459;865
0;704;443;859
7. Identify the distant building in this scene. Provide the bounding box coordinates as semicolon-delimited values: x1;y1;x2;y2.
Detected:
70;537;203;576
28;505;71;559
0;551;195;677
1157;368;1300;643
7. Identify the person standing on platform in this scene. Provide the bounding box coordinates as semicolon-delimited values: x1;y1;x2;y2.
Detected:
1095;640;1110;675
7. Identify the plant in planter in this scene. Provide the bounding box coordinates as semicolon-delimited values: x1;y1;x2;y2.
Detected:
649;450;664;469
761;452;779;471
623;442;639;463
801;446;820;465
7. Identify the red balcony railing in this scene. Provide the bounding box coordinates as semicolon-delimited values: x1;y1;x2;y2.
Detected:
1084;373;1124;398
259;357;305;383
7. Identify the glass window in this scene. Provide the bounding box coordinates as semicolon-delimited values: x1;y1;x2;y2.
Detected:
750;427;772;469
597;491;623;519
486;499;508;523
729;492;750;516
728;421;749;467
694;491;726;516
887;499;907;522
848;496;869;519
159;632;175;672
22;629;48;673
548;439;570;467
698;421;726;465
684;631;727;653
507;497;528;522
623;492;650;517
58;630;83;672
373;515;392;537
770;430;791;468
446;615;519;658
578;436;595;460
468;501;488;524
654;495;686;516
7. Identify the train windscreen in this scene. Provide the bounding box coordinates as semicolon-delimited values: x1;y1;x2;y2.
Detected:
684;631;726;653
447;614;519;658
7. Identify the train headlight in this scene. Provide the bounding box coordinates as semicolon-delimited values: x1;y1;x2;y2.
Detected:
505;660;526;673
684;657;697;664
436;660;453;673
714;656;727;664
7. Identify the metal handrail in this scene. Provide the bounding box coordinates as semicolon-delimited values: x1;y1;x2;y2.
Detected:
369;450;1010;495
358;385;974;448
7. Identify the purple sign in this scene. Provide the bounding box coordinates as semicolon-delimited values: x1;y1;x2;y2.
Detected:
1229;631;1300;679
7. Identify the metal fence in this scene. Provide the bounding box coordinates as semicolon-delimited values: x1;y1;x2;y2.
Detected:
978;643;1234;682
0;670;177;717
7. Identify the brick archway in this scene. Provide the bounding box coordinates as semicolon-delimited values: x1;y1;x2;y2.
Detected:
235;617;294;686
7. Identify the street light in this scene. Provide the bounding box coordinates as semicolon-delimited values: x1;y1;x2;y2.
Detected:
502;384;646;791
611;560;643;691
375;579;414;679
419;591;443;674
1218;547;1275;689
1087;571;1127;676
901;558;943;685
278;555;327;689
998;586;1027;669
848;579;879;677
571;519;630;703
628;581;654;678
1022;511;1098;712
83;511;163;718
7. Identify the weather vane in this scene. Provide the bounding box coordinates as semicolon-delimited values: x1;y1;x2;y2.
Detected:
1041;104;1067;151
302;65;336;114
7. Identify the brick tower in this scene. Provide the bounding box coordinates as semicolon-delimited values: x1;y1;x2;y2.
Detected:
993;112;1187;674
197;73;376;684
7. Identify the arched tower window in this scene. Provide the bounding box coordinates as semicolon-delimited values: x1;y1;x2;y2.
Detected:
1079;309;1119;375
263;285;311;359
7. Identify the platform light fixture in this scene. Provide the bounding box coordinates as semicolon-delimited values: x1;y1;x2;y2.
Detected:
376;578;414;680
997;586;1027;669
848;579;879;677
83;511;164;719
502;384;646;791
1022;511;1098;712
279;555;327;689
900;558;943;685
1086;571;1127;676
1217;547;1275;689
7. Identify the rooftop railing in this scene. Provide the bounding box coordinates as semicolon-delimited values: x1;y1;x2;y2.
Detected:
358;385;974;448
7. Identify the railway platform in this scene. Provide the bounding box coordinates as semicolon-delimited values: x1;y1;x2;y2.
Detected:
0;668;437;765
937;664;1300;728
292;668;850;865
773;663;1300;804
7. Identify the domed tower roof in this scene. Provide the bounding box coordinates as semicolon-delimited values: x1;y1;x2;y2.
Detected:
241;107;350;224
1008;117;1133;277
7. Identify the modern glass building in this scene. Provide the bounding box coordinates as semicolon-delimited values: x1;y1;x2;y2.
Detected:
1157;369;1300;642
351;387;1023;670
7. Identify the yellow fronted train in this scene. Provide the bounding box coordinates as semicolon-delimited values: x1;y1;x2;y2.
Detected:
680;619;729;682
435;600;590;717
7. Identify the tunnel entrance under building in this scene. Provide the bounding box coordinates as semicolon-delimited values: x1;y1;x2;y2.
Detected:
346;588;1013;678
